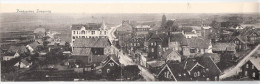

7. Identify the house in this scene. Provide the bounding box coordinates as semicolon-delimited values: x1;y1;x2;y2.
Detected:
100;55;120;78
212;43;236;54
146;32;168;59
157;56;222;81
162;49;182;62
146;60;165;73
233;28;260;51
240;57;260;80
182;27;198;38
168;33;188;53
233;36;248;51
71;22;108;43
198;53;220;64
133;25;151;32
72;38;112;66
33;27;46;39
183;37;212;57
26;41;42;53
2;52;20;61
14;59;32;68
128;34;147;52
157;63;191;81
239;48;260;80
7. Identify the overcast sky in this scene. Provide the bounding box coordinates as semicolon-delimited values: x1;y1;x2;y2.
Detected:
0;1;259;13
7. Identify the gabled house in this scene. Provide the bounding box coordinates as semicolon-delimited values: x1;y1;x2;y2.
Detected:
14;59;32;68
72;38;112;66
157;56;222;81
157;63;191;81
146;32;168;59
2;52;20;61
233;36;248;51
240;57;260;80
100;55;120;77
212;43;236;54
183;37;212;57
168;33;188;53
162;49;182;63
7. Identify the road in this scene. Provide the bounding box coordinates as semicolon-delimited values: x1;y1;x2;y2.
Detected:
107;24;156;81
220;44;260;79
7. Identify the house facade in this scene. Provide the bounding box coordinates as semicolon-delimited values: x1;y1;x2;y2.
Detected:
183;37;212;57
240;57;260;80
71;22;108;43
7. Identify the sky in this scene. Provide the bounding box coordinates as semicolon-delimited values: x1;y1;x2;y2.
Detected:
0;0;259;13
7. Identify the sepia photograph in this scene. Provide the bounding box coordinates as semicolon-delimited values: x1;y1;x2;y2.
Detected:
0;0;260;82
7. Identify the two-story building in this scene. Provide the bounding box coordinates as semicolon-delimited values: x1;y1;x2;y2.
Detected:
146;32;168;59
182;37;212;57
71;22;108;43
157;56;222;81
72;38;112;67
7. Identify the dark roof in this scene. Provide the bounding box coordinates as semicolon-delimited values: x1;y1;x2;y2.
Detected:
166;63;191;81
169;33;188;45
102;54;120;65
73;38;111;48
186;37;210;49
198;53;220;64
91;55;108;63
28;41;41;49
183;58;200;71
71;23;102;30
123;65;140;72
212;43;236;52
72;48;92;56
195;56;222;76
147;32;168;47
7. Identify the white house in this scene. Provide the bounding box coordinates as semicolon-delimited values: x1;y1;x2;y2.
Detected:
2;52;20;61
14;59;32;68
71;21;108;43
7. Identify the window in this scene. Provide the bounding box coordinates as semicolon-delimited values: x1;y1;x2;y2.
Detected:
91;31;95;35
154;42;157;46
253;72;256;77
134;43;136;46
77;31;79;34
194;72;197;77
81;30;85;34
197;71;200;76
107;69;110;73
73;31;75;34
246;64;249;68
137;43;140;46
151;48;154;52
206;78;210;81
190;48;196;53
108;63;114;66
151;42;153;46
73;36;75;39
82;36;85;38
215;76;218;81
252;65;254;69
245;71;248;76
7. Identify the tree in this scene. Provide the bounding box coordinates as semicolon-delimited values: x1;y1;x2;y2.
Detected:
165;20;179;32
210;20;221;29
